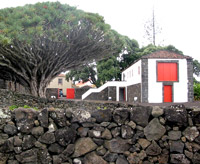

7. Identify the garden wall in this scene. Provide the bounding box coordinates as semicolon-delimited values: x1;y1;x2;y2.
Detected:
0;89;200;164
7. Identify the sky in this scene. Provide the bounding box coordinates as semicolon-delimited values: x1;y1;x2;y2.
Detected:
1;0;200;61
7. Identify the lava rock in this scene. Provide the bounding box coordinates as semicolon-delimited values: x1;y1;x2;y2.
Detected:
38;109;48;128
48;143;64;154
49;108;67;127
31;126;44;138
165;105;188;126
15;149;38;163
104;138;131;153
130;106;152;127
192;152;200;164
91;109;112;123
38;132;55;144
169;140;184;153
183;126;199;142
113;109;129;124
101;128;112;139
84;152;108;164
138;138;151;149
127;150;147;164
152;106;164;117
170;154;190;164
38;148;52;164
121;125;134;139
103;152;118;162
0;137;14;153
77;127;89;137
72;109;92;123
168;130;181;140
4;124;17;135
15;108;37;133
116;156;129;164
144;118;166;141
13;136;22;147
22;135;36;150
73;137;97;157
146;141;161;155
55;127;76;146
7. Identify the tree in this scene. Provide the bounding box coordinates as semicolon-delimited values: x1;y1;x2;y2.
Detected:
96;56;121;86
193;60;200;77
119;36;140;71
66;64;97;85
144;8;162;46
0;2;122;97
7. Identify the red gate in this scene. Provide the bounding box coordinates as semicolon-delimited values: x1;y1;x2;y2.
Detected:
66;88;75;99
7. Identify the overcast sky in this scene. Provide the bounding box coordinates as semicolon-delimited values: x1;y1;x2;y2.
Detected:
1;0;200;61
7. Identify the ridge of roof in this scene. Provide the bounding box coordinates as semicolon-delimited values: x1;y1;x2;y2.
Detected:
122;50;192;73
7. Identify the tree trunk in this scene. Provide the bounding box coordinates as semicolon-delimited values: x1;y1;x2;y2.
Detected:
30;80;39;97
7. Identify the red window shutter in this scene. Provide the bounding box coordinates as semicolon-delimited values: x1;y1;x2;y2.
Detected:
157;63;177;81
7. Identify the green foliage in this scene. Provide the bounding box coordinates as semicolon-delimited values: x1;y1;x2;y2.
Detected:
194;83;200;100
0;2;115;44
193;60;200;76
97;56;121;87
66;64;97;85
9;105;39;111
9;105;18;110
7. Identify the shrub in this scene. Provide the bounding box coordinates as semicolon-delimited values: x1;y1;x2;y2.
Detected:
194;82;200;100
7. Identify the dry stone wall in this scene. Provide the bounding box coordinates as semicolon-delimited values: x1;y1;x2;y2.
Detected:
0;89;200;164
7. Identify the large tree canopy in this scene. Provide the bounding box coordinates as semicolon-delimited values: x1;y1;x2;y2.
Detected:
0;2;122;97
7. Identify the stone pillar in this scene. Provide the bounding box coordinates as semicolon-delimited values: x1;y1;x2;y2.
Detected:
142;59;148;103
187;58;194;102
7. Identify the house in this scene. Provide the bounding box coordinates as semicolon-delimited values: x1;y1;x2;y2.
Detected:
75;80;96;88
82;50;193;103
47;74;72;98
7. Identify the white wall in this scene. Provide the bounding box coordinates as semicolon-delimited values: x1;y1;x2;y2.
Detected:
122;60;141;85
148;59;188;103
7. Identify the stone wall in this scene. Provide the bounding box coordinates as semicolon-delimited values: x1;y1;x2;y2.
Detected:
74;86;91;99
127;83;141;103
85;88;109;101
108;87;116;101
46;88;59;99
0;90;200;164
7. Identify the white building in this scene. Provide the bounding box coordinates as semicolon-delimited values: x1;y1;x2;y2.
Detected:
82;50;193;103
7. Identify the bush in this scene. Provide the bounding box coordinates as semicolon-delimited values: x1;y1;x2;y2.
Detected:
194;82;200;100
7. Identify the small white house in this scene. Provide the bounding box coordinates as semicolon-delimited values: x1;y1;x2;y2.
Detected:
82;50;193;103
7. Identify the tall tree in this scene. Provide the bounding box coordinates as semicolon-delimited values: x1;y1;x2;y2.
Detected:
0;2;122;97
144;8;162;46
96;56;121;87
66;64;97;85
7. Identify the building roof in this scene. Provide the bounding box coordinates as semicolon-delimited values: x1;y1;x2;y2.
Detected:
141;50;192;59
58;74;65;77
122;50;192;73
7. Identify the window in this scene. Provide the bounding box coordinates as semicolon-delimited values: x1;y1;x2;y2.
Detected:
58;78;63;85
157;62;178;81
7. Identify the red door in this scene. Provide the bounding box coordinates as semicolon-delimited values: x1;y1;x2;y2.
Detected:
66;88;75;99
164;85;172;102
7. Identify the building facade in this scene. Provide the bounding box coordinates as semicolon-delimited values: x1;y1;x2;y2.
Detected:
82;50;193;103
47;74;72;96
